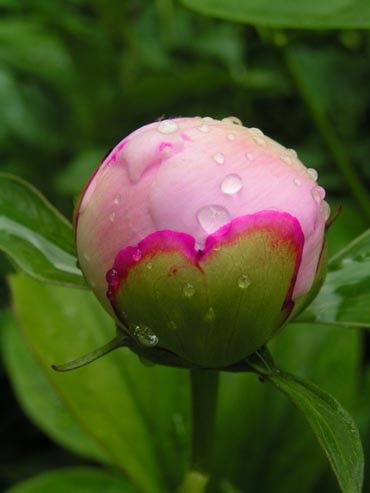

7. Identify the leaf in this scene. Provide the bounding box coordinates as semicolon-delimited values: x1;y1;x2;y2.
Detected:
181;0;370;29
1;310;107;463
5;467;136;493
247;350;364;493
214;322;360;493
0;173;86;287
9;273;190;493
298;229;370;328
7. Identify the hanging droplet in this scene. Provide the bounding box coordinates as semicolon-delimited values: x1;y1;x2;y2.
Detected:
109;212;116;222
106;268;119;283
238;273;251;289
132;249;142;262
222;116;242;126
197;205;231;234
183;283;195;297
307;168;318;181
311;186;326;203
113;194;121;205
158;120;178;134
213;152;225;165
221;174;243;195
134;324;158;347
323;201;331;221
249;127;264;136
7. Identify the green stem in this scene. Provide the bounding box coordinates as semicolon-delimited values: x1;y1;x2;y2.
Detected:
179;369;219;493
283;48;370;223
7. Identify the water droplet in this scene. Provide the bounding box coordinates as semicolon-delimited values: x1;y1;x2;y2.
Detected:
146;262;153;270
246;152;255;161
183;283;195;297
198;124;209;133
293;178;302;187
83;252;90;262
158;120;178;134
213;152;225;165
238;274;251;289
222;116;242;126
323;201;331;220
307;168;318;181
249;127;263;136
109;212;116;222
197;205;231;233
280;154;292;165
252;136;266;146
203;116;213;122
227;133;235;141
132;249;142;262
134;324;158;347
106;268;119;283
113;194;121;205
168;320;177;330
311;186;326;203
288;148;297;158
221;174;243;195
205;307;215;321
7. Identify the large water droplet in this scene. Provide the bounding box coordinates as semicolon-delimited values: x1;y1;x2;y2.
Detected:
307;168;318;181
312;185;326;203
223;116;242;126
238;274;251;289
134;324;158;347
157;120;178;134
132;249;142;262
106;268;119;283
113;194;121;205
213;152;225;165
221;174;243;195
197;205;231;234
183;283;195;297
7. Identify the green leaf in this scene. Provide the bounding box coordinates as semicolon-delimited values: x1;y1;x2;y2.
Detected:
2;310;107;463
298;229;370;328
181;0;370;29
214;322;360;493
9;273;190;493
5;467;136;493
247;350;364;493
0;173;86;287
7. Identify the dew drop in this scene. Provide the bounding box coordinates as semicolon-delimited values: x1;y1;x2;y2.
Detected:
293;178;302;187
197;205;231;234
134;324;158;347
280;154;292;165
146;262;153;270
238;274;251;289
132;249;142;262
288;148;297;158
106;268;119;283
113;194;121;205
205;307;215;322
198;124;209;133
227;133;235;141
223;116;242;126
157;120;178;134
183;283;195;297
213;152;225;165
252;136;266;146
109;212;116;222
83;253;91;262
311;185;326;203
246;152;255;161
307;168;318;181
203;116;213;122
221;174;243;195
249;127;264;136
168;320;177;330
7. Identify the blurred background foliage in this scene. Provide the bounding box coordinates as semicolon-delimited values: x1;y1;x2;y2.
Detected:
1;0;370;491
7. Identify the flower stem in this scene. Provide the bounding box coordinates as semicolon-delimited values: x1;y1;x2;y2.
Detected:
179;369;219;493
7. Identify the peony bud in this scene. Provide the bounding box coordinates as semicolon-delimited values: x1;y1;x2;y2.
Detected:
75;117;329;369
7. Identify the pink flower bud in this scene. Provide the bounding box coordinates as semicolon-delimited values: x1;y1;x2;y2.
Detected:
75;117;328;368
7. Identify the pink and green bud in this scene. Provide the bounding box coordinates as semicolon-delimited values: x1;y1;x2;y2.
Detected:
75;117;329;368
